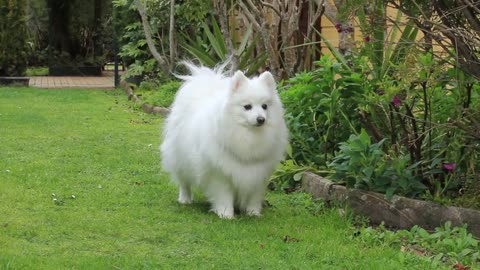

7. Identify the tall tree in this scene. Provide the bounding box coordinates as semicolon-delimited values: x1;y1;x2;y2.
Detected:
169;0;176;71
238;0;326;79
213;0;237;71
134;0;169;74
391;0;480;79
0;0;28;76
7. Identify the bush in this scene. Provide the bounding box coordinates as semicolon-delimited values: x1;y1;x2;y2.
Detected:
329;129;426;198
279;53;480;201
0;0;28;76
280;56;366;166
138;80;180;108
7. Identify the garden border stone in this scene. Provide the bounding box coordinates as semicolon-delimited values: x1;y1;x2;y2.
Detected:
120;80;170;116
302;171;480;238
0;77;30;86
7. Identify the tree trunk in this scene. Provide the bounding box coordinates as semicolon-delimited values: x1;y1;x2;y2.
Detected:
134;0;169;74
169;0;176;71
214;0;238;71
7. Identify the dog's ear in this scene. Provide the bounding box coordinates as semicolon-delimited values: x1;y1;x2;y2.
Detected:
259;71;276;90
231;71;247;92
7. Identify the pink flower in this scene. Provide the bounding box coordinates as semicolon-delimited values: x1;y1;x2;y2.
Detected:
335;23;342;33
364;36;371;43
443;163;456;173
391;96;402;108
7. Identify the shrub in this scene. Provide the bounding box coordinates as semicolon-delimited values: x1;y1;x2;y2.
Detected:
280;56;366;166
329;129;426;198
139;80;180;108
279;53;479;200
0;0;28;76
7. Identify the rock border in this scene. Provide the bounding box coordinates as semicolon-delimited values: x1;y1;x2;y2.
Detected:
0;76;30;86
120;80;170;116
302;172;480;238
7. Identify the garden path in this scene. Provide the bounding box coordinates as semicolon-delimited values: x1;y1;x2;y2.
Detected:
29;71;117;89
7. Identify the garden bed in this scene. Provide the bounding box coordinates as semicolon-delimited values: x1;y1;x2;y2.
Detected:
120;80;170;116
302;172;480;238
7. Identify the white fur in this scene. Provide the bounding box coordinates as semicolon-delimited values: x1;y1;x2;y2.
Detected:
160;62;288;219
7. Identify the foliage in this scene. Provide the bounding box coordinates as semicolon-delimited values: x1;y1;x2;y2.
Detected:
329;129;426;198
25;0;49;67
181;16;267;76
391;0;480;79
25;66;49;76
114;0;213;81
357;222;480;268
280;56;366;166
357;52;480;198
281;48;479;199
286;2;480;201
270;145;325;192
0;0;29;76
137;80;180;108
47;0;112;67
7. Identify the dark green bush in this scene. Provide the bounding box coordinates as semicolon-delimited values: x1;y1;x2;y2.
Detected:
278;54;479;201
280;56;367;166
329;129;426;198
0;0;28;76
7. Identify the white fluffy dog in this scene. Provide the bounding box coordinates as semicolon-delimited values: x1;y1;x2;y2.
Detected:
160;62;288;219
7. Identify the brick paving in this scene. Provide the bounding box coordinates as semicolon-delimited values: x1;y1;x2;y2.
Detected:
29;72;117;89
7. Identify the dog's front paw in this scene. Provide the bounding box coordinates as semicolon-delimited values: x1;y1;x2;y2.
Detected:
246;207;262;217
178;197;193;204
212;207;234;219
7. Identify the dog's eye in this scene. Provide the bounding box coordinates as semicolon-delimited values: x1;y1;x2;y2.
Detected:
244;104;252;110
262;104;268;110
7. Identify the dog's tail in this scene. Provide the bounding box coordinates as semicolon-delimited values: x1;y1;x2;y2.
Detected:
174;57;234;81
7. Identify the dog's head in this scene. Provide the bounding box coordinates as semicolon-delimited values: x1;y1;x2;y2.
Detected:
226;70;280;128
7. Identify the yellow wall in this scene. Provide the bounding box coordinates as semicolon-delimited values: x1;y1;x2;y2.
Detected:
319;6;445;56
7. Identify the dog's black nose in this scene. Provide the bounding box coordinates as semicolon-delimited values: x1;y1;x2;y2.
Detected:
256;116;265;125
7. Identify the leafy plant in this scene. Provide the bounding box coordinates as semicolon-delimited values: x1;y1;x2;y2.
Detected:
357;222;480;268
180;17;267;76
25;66;48;76
137;80;180;108
0;0;29;76
270;145;327;192
318;3;479;201
280;56;366;166
329;129;426;198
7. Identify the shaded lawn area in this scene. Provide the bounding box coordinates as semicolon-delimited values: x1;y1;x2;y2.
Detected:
0;88;445;269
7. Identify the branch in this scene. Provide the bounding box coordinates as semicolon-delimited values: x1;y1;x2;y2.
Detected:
214;0;238;70
238;1;261;30
243;0;263;17
322;0;338;23
260;1;281;17
459;0;480;33
134;0;169;74
169;0;176;71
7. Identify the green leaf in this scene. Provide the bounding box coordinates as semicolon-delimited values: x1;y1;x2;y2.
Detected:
236;23;253;54
181;43;217;67
293;172;303;182
385;187;396;200
202;20;227;61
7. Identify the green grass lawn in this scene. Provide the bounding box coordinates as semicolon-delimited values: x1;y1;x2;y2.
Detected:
0;88;446;269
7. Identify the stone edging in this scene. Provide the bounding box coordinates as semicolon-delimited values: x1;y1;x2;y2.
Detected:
302;171;480;238
0;76;30;86
120;80;170;116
